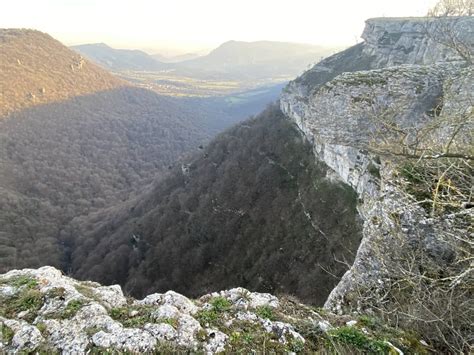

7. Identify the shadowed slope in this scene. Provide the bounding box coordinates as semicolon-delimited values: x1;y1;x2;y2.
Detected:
70;104;363;306
0;86;228;272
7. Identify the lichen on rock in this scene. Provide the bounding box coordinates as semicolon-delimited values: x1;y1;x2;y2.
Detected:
0;266;424;354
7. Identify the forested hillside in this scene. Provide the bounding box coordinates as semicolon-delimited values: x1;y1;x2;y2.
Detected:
0;29;124;116
69;105;363;306
0;31;239;273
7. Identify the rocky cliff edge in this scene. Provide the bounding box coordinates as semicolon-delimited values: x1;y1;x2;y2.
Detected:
0;266;426;354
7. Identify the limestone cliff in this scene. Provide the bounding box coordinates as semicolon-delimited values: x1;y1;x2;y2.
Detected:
281;16;473;322
0;267;424;353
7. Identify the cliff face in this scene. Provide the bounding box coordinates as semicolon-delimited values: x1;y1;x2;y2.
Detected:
362;17;474;67
281;17;473;313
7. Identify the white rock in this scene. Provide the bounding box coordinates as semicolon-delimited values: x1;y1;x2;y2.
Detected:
138;291;198;315
144;323;177;342
346;320;357;327
11;325;43;351
235;311;259;322
137;292;162;305
92;328;157;352
42;319;90;353
177;314;202;348
317;320;332;332
249;292;279;309
163;291;198;315
3;319;44;352
17;311;29;319
152;304;180;320
0;285;17;297
204;328;228;354
261;320;305;344
92;284;127;309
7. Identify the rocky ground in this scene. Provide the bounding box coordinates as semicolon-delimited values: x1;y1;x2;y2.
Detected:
0;266;428;354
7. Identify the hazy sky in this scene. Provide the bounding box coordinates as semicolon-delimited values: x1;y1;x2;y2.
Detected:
1;0;438;55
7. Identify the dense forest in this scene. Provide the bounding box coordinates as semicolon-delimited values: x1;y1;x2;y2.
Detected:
0;86;239;272
68;104;363;305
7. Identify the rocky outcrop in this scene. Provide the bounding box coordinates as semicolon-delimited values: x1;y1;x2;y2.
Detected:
281;16;473;313
362;17;474;67
0;266;424;354
283;64;452;196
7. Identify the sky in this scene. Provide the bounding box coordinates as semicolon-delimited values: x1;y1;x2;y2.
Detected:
0;0;439;55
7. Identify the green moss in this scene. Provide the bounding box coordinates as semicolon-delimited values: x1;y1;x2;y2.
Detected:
2;324;14;345
196;296;233;327
328;326;391;354
109;307;127;319
109;305;154;328
124;314;153;328
16;289;43;312
367;162;381;179
36;322;47;335
224;320;289;353
358;315;379;330
0;280;44;323
60;299;85;319
196;309;219;326
0;275;38;289
210;296;232;312
288;338;305;353
255;305;274;320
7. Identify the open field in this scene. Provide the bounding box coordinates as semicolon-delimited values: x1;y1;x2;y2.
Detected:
115;70;291;97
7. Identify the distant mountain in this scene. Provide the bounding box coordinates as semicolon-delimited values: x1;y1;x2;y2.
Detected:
152;52;201;63
71;43;168;71
0;29;124;116
71;41;338;80
174;40;339;79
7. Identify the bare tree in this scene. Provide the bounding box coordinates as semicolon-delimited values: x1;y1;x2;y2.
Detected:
425;0;474;64
428;0;474;16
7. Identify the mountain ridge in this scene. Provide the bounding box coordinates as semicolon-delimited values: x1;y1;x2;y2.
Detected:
71;43;169;71
71;40;338;80
0;29;125;116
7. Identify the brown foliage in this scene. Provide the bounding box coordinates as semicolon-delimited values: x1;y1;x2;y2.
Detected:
69;105;363;306
0;29;125;116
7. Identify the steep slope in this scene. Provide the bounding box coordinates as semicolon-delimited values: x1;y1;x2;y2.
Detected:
0;29;125;116
68;104;363;306
71;43;168;71
0;30;230;273
282;16;473;352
